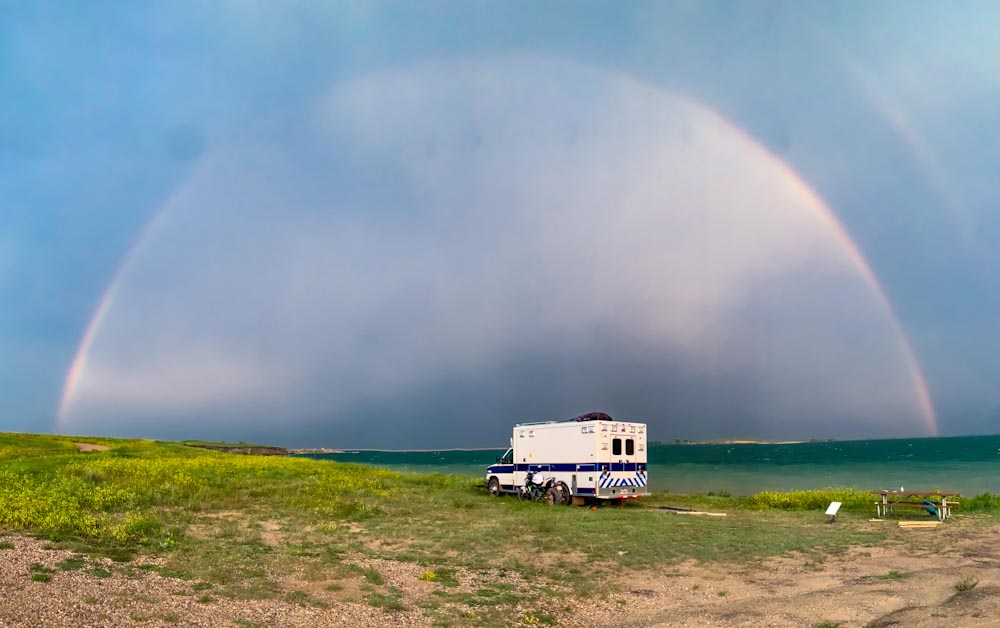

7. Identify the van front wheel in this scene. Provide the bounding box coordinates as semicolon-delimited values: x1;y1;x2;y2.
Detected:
487;477;501;497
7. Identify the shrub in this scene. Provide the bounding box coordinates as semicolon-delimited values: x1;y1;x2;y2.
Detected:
955;575;979;592
740;488;871;511
960;493;1000;512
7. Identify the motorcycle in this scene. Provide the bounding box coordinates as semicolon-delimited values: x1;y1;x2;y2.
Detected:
518;470;564;505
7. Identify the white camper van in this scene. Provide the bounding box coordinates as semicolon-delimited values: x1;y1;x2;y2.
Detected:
485;412;650;505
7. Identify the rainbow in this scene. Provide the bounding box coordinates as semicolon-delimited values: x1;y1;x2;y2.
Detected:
697;106;937;436
55;86;938;437
836;49;972;253
783;174;938;436
56;208;172;425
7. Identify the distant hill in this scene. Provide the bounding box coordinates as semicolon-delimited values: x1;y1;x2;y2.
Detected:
181;440;287;456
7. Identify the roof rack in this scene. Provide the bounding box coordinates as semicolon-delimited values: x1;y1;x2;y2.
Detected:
515;412;614;428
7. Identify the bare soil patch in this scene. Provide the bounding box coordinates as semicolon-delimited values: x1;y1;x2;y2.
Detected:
574;517;1000;627
75;443;110;452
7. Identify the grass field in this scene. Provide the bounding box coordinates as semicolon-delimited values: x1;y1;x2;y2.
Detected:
1;432;997;625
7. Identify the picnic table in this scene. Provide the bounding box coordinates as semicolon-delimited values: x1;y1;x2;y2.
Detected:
870;490;958;521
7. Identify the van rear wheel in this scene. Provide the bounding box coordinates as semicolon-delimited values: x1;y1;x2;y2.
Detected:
556;482;572;506
544;487;561;506
487;477;501;497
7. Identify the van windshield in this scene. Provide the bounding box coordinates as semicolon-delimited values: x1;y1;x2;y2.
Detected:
500;448;513;464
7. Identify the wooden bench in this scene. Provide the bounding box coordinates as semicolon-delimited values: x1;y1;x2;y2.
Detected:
888;502;938;511
871;491;957;521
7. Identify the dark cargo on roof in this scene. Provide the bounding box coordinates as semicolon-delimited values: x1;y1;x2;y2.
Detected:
571;411;613;422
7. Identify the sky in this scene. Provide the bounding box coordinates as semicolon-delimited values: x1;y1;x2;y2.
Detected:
3;1;1000;448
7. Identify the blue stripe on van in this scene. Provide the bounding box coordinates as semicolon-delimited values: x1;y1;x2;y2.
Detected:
511;463;645;472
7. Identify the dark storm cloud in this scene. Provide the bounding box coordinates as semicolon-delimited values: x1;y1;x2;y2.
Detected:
4;2;1000;442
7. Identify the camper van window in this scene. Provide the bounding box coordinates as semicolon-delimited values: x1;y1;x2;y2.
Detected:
626;439;635;456
612;438;622;456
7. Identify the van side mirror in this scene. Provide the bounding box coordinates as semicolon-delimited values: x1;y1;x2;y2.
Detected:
495;456;501;463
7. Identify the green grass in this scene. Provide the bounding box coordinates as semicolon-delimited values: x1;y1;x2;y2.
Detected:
878;570;905;580
421;567;459;587
57;556;86;571
0;541;13;549
366;586;406;612
362;567;384;585
1;431;997;625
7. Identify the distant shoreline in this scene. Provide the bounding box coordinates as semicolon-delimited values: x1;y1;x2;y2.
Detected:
290;441;813;453
289;434;1000;454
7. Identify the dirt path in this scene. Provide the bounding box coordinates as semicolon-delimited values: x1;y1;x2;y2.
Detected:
2;518;998;626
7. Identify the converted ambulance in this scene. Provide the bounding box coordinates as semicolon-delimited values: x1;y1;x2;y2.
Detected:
485;412;649;505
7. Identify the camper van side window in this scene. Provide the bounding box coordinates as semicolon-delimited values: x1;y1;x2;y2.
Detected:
612;438;622;456
626;439;635;456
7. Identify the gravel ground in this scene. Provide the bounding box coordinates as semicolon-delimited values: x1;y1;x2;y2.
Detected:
0;535;420;627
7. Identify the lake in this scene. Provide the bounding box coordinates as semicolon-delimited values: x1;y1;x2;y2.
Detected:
296;434;1000;496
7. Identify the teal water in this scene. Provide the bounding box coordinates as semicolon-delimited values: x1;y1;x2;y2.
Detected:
296;434;1000;496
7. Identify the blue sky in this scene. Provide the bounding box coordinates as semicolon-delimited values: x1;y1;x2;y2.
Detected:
3;2;1000;447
